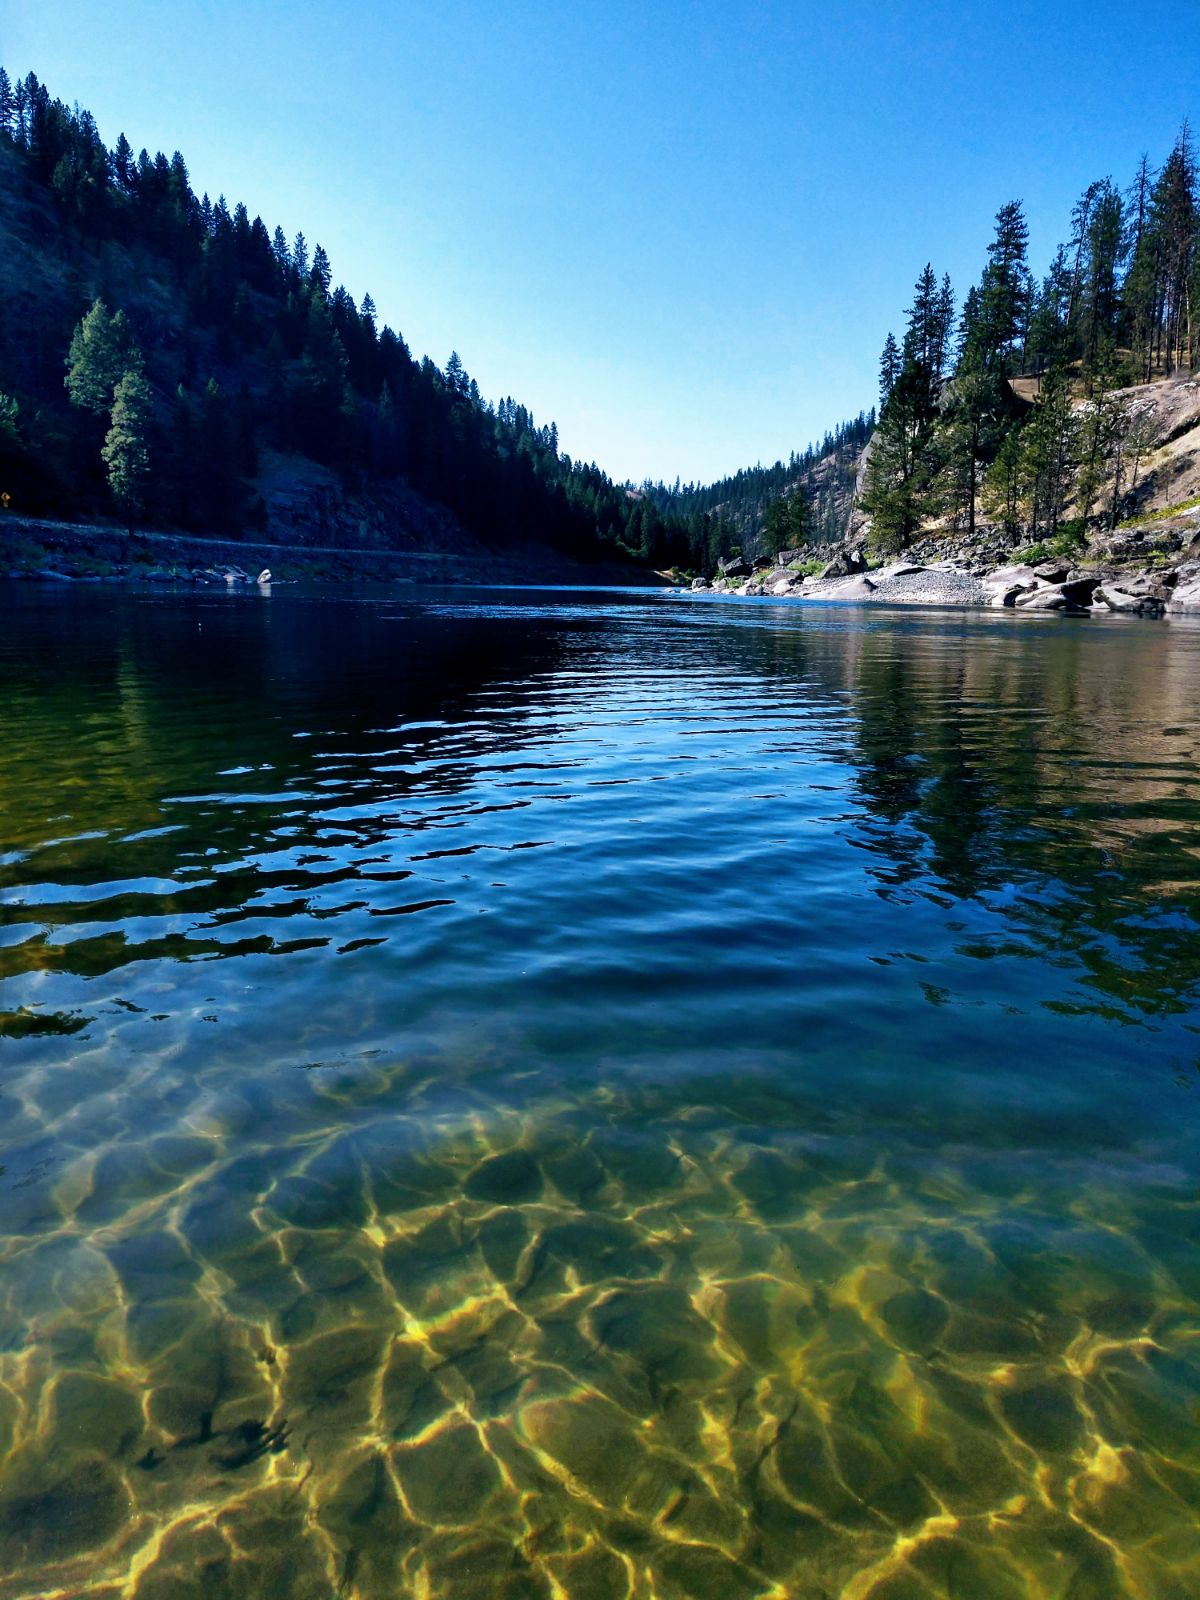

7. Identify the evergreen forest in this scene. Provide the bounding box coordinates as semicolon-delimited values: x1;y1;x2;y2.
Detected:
860;129;1200;554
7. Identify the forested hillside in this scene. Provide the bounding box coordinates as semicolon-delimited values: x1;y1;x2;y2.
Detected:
0;67;718;571
642;411;874;564
860;126;1200;553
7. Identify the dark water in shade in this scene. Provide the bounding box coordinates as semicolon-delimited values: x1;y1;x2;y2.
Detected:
0;584;1199;1600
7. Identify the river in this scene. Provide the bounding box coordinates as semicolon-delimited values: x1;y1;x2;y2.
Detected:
1;583;1198;1599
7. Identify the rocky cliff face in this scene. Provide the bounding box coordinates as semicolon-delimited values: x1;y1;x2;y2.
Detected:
255;452;482;556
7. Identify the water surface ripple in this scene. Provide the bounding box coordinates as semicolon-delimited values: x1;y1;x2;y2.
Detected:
1;585;1198;1600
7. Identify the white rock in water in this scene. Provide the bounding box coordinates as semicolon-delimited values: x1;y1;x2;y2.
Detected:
257;569;272;584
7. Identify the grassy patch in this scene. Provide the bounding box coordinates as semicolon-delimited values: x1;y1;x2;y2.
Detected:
1118;495;1200;529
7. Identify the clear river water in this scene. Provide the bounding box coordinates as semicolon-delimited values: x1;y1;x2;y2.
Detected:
0;582;1198;1600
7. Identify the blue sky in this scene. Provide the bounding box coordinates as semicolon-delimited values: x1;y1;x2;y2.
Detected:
8;0;1199;483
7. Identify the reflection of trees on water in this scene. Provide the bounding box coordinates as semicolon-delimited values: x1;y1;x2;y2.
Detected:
0;591;569;980
846;622;1200;1019
642;604;1200;1020
4;591;1199;1016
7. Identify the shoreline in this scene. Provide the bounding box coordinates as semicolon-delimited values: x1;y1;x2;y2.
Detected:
683;547;1200;617
0;513;664;589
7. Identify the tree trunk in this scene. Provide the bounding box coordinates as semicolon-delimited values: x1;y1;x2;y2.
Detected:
967;423;977;538
1109;436;1124;529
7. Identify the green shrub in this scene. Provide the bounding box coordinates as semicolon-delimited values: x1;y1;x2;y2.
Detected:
1018;522;1088;563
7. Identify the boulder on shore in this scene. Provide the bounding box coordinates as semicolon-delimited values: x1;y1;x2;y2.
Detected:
690;576;708;591
982;563;1039;591
718;554;751;578
1167;578;1200;612
1015;584;1087;612
818;548;866;579
987;583;1029;607
1096;586;1163;615
823;574;877;601
1060;573;1101;603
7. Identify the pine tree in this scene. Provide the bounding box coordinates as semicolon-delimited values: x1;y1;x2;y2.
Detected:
907;265;941;375
0;68;14;139
102;368;154;532
941;366;1002;537
445;350;467;396
1066;180;1105;331
1074;352;1127;523
310;243;332;298
861;360;939;552
1150;124;1196;371
934;274;956;379
1075;179;1125;372
971;201;1030;375
1017;364;1077;537
12;77;27;146
879;332;900;407
64;300;141;412
981;425;1026;533
1026;248;1072;375
763;487;808;556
